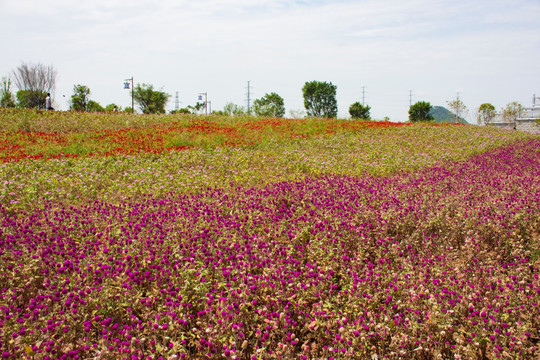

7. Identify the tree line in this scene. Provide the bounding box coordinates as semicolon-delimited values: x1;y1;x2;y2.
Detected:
0;63;371;119
408;99;527;126
0;62;528;124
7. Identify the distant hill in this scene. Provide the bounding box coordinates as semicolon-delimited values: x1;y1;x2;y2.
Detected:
430;106;469;124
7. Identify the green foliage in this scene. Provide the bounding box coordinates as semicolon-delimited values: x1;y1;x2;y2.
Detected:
302;81;338;118
104;104;120;112
124;106;134;113
16;90;47;109
170;108;191;114
253;92;285;117
87;100;104;112
71;84;91;111
349;102;371;120
188;102;206;114
0;77;16;108
477;103;496;125
133;83;171;114
502;101;525;124
211;110;228;116
223;102;246;116
409;101;434;122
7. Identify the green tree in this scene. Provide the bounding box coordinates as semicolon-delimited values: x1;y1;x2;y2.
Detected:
447;98;468;123
477;103;496;125
349;102;371;120
252;92;285;117
223;102;246;116
302;81;337;118
501;101;525;127
104;103;120;112
87;100;104;112
16;90;47;109
133;83;171;114
0;77;16;108
211;110;228;116
170;107;192;114
408;101;434;122
188;102;206;114
71;84;91;111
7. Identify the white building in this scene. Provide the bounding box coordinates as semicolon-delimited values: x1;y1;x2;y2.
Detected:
490;95;540;133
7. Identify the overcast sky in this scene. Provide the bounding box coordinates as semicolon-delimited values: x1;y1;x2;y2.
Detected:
1;0;539;121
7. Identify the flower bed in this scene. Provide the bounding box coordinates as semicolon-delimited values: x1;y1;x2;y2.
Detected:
1;135;539;359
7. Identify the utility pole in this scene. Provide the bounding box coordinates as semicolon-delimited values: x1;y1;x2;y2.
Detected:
246;81;252;114
175;91;179;111
409;90;413;107
453;92;462;123
362;86;366;106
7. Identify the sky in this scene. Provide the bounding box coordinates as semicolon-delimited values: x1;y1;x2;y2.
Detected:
1;0;539;121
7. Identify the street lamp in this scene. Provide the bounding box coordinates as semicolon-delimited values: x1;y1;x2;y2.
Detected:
124;77;134;113
198;92;208;115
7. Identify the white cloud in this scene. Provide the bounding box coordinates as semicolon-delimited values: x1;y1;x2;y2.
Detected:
1;0;539;119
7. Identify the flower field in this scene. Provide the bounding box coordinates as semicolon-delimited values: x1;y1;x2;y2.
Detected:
0;109;539;359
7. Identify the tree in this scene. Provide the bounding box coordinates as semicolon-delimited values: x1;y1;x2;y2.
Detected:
87;100;104;112
171;108;192;114
408;101;434;122
501;101;525;127
188;102;206;114
71;84;91;111
223;102;246;116
447;98;468;123
104;104;121;112
211;110;228;116
289;109;305;119
252;92;285;117
11;62;57;108
349;102;371;120
477;103;496;125
0;77;16;108
302;81;337;118
133;83;170;114
16;90;47;109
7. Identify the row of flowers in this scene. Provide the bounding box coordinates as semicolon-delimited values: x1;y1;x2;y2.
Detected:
0;123;531;211
0;110;409;163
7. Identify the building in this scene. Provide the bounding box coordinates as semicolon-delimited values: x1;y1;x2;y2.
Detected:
490;95;540;134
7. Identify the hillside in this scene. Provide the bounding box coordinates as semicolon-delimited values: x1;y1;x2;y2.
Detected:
430;105;469;124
